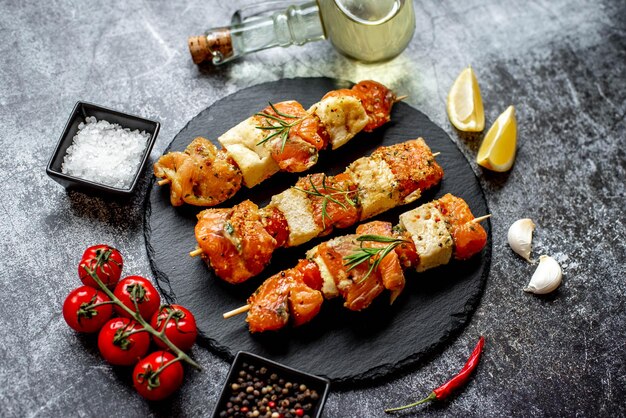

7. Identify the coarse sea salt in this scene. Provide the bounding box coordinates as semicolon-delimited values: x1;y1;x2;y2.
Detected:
61;116;150;189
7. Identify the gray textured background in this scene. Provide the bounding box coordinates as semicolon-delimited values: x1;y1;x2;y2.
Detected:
1;0;624;417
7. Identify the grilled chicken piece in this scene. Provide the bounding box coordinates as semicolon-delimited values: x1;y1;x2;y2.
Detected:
247;261;323;332
356;221;406;304
153;137;242;207
195;201;277;284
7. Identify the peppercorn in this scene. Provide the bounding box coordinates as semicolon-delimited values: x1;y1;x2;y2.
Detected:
216;361;323;418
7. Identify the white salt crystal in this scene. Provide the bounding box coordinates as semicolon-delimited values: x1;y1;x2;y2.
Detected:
61;116;150;189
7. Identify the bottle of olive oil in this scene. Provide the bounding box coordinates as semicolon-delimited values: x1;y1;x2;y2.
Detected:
188;0;415;65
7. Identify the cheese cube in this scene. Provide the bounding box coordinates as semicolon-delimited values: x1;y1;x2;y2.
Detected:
399;203;453;272
269;188;322;247
306;249;340;299
348;156;401;220
309;95;368;149
218;117;280;188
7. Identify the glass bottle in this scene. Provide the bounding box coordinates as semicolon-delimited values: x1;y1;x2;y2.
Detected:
188;0;415;65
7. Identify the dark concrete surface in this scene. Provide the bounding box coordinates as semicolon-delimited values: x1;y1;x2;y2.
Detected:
0;1;624;417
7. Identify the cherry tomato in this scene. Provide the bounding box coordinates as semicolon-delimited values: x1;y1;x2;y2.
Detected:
133;351;184;401
113;276;161;320
97;317;150;366
78;245;123;289
150;305;198;352
63;286;113;333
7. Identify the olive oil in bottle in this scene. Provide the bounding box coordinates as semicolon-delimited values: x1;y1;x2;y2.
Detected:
188;0;415;65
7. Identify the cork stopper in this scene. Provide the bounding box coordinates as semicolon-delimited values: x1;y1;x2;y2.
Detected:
188;28;234;65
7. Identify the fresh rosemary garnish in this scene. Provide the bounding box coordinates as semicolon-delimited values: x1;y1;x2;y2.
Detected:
255;102;305;152
294;175;357;229
343;234;408;283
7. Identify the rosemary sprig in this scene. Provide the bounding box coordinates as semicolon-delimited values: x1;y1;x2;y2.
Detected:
255;102;305;152
294;175;357;229
343;235;408;283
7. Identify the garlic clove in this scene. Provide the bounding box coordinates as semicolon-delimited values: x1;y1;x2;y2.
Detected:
507;218;536;262
524;255;563;294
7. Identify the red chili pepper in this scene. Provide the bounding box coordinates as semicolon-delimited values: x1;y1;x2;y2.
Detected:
385;336;485;413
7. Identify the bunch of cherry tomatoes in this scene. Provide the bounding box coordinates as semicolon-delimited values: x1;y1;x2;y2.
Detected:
62;244;200;401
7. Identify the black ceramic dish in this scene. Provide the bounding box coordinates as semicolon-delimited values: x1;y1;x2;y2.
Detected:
212;351;330;418
46;101;160;196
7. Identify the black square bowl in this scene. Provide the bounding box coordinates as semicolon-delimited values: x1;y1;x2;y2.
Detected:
212;351;330;418
46;101;160;197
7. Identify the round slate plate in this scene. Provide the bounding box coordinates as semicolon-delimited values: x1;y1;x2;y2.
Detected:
144;77;491;387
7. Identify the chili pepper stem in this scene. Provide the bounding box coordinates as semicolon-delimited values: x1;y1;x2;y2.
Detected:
82;266;202;371
385;392;437;413
384;336;485;414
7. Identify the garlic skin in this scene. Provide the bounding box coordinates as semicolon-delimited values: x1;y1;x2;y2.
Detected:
524;255;563;294
508;218;536;262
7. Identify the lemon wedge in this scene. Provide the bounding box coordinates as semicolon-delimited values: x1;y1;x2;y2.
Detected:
476;105;517;172
447;66;485;132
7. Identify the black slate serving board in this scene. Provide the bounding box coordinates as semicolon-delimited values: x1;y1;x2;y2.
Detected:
144;77;491;386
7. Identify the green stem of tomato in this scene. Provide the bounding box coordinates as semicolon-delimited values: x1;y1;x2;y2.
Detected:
88;300;117;308
153;355;184;380
82;266;202;371
157;309;179;339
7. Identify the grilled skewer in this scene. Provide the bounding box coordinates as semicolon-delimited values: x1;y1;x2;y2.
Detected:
154;80;397;207
192;138;444;284
222;194;489;333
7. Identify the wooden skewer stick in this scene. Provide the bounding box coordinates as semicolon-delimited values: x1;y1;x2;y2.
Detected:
472;214;492;224
394;95;408;103
158;178;171;186
189;248;203;257
223;305;250;319
432;152;441;157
